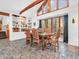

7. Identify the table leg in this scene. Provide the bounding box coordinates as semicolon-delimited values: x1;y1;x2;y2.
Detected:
31;34;33;46
42;40;44;50
42;37;46;50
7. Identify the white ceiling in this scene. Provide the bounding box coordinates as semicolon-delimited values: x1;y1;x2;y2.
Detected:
0;0;35;14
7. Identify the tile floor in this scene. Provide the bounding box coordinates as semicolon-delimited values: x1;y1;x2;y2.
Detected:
0;39;79;59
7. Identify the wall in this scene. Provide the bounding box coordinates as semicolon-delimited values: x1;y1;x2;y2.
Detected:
78;0;79;47
78;0;79;45
36;7;69;20
35;0;78;47
12;32;26;41
68;0;78;46
7;14;13;41
8;14;26;41
4;0;78;46
0;1;43;41
36;7;68;28
0;16;8;31
21;2;43;29
6;2;43;41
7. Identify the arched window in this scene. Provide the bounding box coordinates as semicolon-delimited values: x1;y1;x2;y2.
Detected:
58;0;68;9
37;0;69;15
50;0;56;11
43;4;49;13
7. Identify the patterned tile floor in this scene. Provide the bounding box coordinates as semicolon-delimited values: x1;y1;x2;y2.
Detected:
0;39;79;59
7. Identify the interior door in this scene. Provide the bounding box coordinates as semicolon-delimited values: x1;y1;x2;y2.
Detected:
63;15;68;43
0;20;2;32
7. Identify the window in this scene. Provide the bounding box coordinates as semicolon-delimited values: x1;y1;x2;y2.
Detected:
53;18;59;32
43;4;49;13
58;0;68;9
45;20;48;28
60;17;64;33
37;0;69;16
39;20;42;28
50;0;56;11
38;10;43;15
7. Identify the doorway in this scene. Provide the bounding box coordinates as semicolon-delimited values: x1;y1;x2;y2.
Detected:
63;15;68;43
0;19;2;32
38;15;68;43
52;15;68;43
0;16;9;39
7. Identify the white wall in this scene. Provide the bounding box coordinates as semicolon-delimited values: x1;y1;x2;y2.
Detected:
34;0;78;47
36;7;69;20
34;7;69;29
0;15;26;41
68;0;78;46
21;2;43;29
7;14;13;41
12;32;26;41
0;0;35;14
4;2;43;41
3;0;78;46
8;14;26;41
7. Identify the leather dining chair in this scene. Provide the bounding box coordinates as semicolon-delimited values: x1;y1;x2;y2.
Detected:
32;28;41;47
44;28;52;48
25;28;31;44
51;28;61;51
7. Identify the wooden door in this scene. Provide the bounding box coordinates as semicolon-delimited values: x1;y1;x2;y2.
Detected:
0;20;2;32
6;25;9;39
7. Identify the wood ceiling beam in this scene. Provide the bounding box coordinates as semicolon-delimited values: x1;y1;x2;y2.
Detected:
12;14;26;18
67;0;69;7
19;0;44;14
0;12;9;16
0;12;26;18
47;0;51;11
12;14;19;17
56;0;58;10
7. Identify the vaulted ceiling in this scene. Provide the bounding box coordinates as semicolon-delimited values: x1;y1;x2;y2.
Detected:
20;0;44;14
0;0;36;14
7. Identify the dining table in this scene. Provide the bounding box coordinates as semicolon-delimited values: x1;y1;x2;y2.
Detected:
39;32;56;50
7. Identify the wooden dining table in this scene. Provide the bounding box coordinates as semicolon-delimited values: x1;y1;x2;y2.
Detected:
39;32;56;50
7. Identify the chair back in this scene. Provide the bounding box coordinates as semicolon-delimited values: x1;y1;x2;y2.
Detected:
32;28;39;39
38;28;44;33
25;28;31;38
44;28;51;33
55;28;61;41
